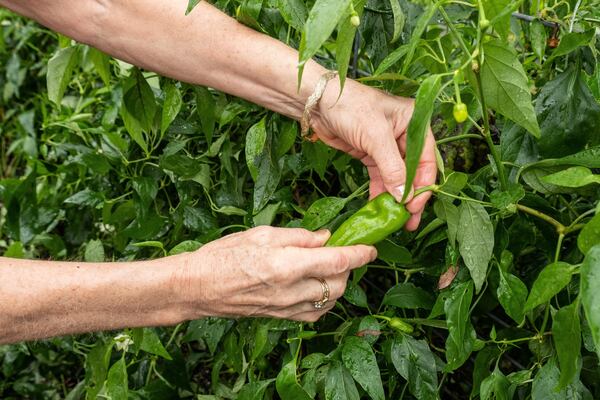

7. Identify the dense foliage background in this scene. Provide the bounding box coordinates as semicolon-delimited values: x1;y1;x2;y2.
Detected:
1;0;600;398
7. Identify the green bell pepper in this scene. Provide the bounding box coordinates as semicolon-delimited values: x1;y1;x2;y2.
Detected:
326;192;411;247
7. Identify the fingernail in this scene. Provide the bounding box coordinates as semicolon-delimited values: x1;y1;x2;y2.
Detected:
370;246;378;261
395;185;405;200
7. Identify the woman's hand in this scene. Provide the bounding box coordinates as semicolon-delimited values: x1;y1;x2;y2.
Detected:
173;226;377;322
313;79;437;231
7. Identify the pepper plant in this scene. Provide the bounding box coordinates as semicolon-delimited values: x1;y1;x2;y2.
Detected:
1;0;600;399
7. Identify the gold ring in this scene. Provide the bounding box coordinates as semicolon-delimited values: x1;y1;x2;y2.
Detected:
313;278;330;310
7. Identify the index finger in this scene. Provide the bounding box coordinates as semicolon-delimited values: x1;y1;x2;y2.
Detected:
288;245;377;280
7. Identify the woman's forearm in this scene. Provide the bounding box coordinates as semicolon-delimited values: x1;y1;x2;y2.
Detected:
0;0;329;121
0;256;187;344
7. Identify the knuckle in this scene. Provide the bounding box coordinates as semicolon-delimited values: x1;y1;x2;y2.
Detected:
332;252;350;274
251;226;274;245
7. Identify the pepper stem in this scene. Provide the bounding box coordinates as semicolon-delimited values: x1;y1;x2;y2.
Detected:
413;184;439;198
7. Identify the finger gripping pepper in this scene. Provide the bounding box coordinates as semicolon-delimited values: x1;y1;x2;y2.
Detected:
326;192;411;247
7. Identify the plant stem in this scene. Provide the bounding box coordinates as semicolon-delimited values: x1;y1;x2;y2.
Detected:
438;7;472;58
475;72;509;190
554;233;565;262
414;184;440;197
516;204;565;233
436;134;484;145
437;189;493;206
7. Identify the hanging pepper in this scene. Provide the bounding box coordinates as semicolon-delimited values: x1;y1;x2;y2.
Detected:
326;192;411;247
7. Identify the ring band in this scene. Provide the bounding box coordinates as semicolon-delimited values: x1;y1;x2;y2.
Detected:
313;278;330;310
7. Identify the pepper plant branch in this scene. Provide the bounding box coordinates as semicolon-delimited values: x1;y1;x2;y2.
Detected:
475;71;509;191
439;3;509;190
438;6;472;59
436;134;484;145
516;204;566;233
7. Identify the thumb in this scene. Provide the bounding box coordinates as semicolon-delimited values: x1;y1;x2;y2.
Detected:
368;129;413;203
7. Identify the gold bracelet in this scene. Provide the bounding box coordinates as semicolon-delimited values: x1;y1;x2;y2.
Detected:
300;71;338;139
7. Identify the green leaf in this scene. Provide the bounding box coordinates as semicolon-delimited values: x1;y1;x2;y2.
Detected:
456;202;494;293
161;82;182;134
552;302;581;389
159;154;205;179
138;328;172;360
253;202;280;227
250;322;269;362
302;197;347;231
298;0;351;81
530;20;548;60
123;70;157;133
253;138;282;213
374;45;409;76
186;0;201;15
545;30;595;65
276;359;313;400
64;189;104;208
238;380;275;400
168;240;202;255
357;316;381;345
536;67;600;158
132;176;158;210
85;342;113;399
344;283;369;308
382;283;435;309
47;46;78;105
401;3;438;75
183;206;217;232
524;262;574;312
85;239;105;262
489;185;525;216
531;359;588;400
105;357;128;399
439;171;469;195
481;0;511;39
196;87;216;144
183;318;232;354
375;240;412;264
325;361;360;400
496;265;527;324
444;281;476;371
3;241;24;258
480;40;540;138
275;0;307;30
389;0;405;43
390;334;439;400
245;118;267;182
236;0;264;29
581;245;600;359
336;1;365;91
480;367;512;400
403;74;441;202
88;48;111;86
433;197;459;247
542;166;600;188
527;146;600;169
342;336;385;400
275;121;297;158
578;213;600;255
132;241;164;252
302;140;334;180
